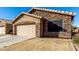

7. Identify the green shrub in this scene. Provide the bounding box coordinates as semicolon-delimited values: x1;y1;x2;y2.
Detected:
73;36;79;44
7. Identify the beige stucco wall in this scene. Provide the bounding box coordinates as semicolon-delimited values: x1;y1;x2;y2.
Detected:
13;14;42;37
0;21;5;27
13;15;40;25
0;21;12;34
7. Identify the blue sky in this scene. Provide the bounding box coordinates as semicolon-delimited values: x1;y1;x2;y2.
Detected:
0;7;79;27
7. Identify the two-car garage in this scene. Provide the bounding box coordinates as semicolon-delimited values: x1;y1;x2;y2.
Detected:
13;13;42;38
16;25;36;37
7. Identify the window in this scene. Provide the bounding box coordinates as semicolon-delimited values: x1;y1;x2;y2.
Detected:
48;20;63;32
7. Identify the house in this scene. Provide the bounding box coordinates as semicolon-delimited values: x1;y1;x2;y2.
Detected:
0;18;12;35
13;8;75;38
73;27;79;33
12;12;44;37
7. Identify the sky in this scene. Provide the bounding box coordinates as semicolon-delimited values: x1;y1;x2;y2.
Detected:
0;7;79;27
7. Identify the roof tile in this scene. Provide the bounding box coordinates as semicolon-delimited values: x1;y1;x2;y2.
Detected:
31;8;76;16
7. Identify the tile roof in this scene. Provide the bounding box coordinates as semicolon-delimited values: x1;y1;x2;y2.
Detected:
0;18;12;24
29;7;76;16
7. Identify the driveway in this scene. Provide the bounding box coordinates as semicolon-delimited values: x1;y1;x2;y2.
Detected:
0;35;33;48
0;37;76;51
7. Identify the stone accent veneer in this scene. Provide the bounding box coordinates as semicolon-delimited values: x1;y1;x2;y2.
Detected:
29;10;72;38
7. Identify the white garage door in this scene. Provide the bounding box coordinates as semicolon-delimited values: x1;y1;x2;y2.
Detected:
0;27;5;35
17;25;36;37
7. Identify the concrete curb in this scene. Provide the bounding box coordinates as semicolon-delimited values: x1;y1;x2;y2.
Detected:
70;40;77;51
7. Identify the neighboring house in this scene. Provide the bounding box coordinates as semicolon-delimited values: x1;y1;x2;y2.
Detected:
0;18;12;35
13;8;75;38
72;27;79;37
73;28;79;33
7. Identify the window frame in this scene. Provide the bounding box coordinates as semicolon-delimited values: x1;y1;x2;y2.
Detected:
47;19;64;32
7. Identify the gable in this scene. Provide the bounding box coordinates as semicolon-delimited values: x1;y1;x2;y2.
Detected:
29;8;75;21
29;9;72;21
13;14;41;25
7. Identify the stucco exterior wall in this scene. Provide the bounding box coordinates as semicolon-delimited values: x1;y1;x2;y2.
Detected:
0;21;5;27
13;14;42;37
29;10;72;38
0;21;12;34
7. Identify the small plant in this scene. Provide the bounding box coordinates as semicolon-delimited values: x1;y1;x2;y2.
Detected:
73;36;79;44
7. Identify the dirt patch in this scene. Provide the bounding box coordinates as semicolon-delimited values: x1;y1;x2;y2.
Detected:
0;38;75;51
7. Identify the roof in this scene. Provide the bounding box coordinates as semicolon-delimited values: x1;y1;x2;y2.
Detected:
29;8;76;16
12;12;43;23
0;18;12;24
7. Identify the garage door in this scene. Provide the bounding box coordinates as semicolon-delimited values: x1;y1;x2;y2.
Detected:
0;27;5;35
17;25;36;37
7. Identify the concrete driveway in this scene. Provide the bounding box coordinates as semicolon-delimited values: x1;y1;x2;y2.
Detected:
0;35;32;48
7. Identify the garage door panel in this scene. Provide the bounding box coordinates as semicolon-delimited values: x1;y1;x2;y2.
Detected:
17;25;36;37
0;27;5;34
